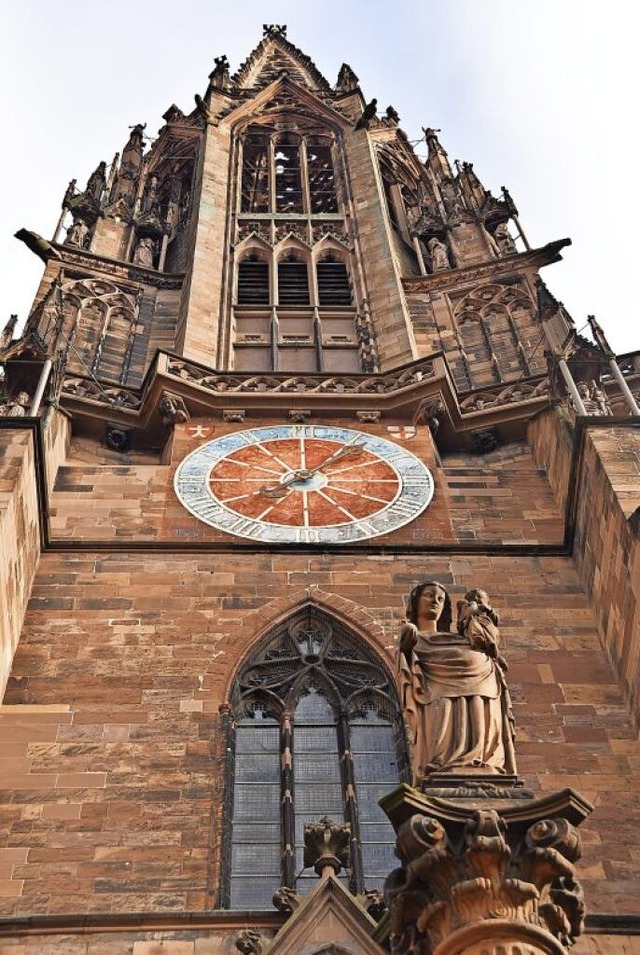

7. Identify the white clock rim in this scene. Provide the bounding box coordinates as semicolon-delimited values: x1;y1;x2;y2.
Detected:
174;425;434;541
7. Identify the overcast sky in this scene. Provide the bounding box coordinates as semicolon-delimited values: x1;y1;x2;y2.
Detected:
1;1;636;354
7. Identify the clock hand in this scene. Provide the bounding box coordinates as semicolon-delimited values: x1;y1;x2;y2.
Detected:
258;443;365;497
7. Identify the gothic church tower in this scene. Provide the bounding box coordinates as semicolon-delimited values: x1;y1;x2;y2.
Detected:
0;25;639;955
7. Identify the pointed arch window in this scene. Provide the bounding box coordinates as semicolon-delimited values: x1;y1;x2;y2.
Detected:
239;126;338;215
223;610;407;910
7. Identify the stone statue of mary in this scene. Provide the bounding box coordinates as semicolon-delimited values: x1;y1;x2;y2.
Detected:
397;580;516;785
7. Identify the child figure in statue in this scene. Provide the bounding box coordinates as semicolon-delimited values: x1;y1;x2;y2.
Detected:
397;581;516;786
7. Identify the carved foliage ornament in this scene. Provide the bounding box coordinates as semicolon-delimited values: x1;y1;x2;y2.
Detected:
385;808;586;954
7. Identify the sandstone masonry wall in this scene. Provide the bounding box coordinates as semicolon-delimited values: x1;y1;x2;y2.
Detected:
0;429;41;699
0;550;638;916
48;421;564;546
572;426;640;725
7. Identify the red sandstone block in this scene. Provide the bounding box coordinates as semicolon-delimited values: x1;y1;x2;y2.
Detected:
0;880;23;897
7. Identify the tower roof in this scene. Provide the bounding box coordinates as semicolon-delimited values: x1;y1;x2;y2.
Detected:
232;25;332;92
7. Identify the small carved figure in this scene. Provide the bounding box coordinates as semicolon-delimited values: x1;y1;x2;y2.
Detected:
85;161;107;202
355;98;378;130
132;236;156;268
0;391;31;417
493;222;517;255
127;123;146;149
385;105;400;123
65;218;89;248
143;176;160;214
574;380;600;415
159;393;189;426
591;380;612;416
272;885;301;914
62;179;77;209
397;581;516;784
235;929;265;955
427;237;449;272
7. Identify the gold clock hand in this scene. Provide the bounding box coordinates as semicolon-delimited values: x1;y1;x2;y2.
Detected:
258;444;364;497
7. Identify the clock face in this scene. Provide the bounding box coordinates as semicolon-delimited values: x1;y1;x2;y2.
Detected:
174;425;434;544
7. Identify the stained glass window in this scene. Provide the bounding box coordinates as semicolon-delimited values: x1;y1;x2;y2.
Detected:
224;611;408;909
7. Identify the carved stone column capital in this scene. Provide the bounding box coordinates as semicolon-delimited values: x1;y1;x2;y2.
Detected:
380;785;592;955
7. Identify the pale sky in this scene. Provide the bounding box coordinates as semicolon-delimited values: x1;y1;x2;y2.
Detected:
1;1;636;354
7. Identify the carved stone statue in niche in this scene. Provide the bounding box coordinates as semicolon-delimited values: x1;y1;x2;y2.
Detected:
427;236;449;272
65;218;89;248
143;176;160;214
85;161;107;202
573;380;612;416
132;236;156;268
0;391;31;417
397;581;516;785
493;221;517;255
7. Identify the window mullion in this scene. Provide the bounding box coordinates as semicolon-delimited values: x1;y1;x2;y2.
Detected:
268;136;276;214
313;307;323;373
338;711;363;894
270;306;279;371
299;138;311;215
282;710;296;887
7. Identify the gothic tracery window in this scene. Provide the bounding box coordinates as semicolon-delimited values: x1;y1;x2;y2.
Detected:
224;610;407;910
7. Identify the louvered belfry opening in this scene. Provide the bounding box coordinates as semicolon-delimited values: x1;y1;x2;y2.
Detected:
278;254;310;305
317;255;352;306
237;255;270;306
224;608;408;910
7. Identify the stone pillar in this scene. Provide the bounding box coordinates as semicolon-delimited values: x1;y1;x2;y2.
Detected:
380;785;592;955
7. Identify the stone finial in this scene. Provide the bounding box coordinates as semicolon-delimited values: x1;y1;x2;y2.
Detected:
0;314;18;353
209;54;231;89
336;62;359;92
381;788;592;955
303;815;351;878
263;24;287;39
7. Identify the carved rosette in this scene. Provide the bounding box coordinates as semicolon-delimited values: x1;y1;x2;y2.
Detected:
381;788;592;955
